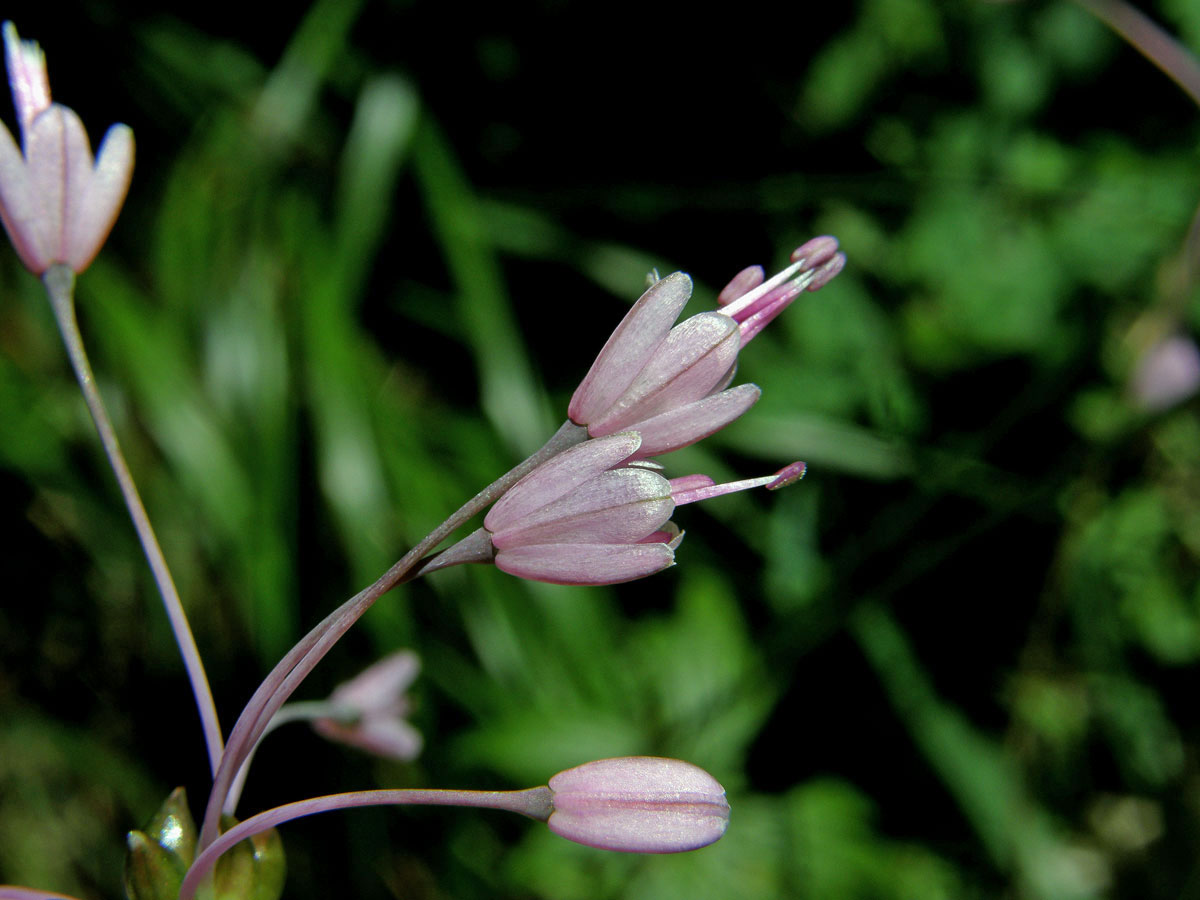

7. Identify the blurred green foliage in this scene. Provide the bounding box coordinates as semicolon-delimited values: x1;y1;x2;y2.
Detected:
2;0;1200;898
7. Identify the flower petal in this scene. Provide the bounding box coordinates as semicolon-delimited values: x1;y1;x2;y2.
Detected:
66;122;133;272
490;468;673;548
622;383;761;457
3;22;51;139
569;272;693;425
588;312;740;434
494;541;676;585
0;121;46;271
484;432;642;533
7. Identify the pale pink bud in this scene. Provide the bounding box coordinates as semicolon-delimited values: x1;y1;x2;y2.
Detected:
547;757;730;853
313;651;423;760
0;22;134;274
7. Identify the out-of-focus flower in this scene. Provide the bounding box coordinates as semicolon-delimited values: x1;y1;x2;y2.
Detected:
546;757;730;853
1131;333;1200;412
313;651;423;760
0;22;133;274
568;237;845;458
477;431;805;585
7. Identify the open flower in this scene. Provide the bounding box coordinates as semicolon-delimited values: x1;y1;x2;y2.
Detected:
546;757;730;853
312;651;423;760
0;22;134;274
470;432;805;585
568;237;845;458
483;432;680;585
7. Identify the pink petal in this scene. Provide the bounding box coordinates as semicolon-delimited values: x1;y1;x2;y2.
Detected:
623;383;761;457
484;432;642;532
716;264;763;306
494;542;676;585
66;122;133;272
569;272;693;425
490;468;673;548
3;23;51;140
0;122;46;271
314;714;423;761
588;312;740;434
328;650;420;713
18;106;73;267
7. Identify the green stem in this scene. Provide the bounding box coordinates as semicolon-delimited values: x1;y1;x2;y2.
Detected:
42;264;223;777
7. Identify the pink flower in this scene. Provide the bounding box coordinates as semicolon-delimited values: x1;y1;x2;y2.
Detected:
546;757;730;853
568;237;845;458
312;651;423;760
483;432;680;585
480;432;805;585
0;22;134;274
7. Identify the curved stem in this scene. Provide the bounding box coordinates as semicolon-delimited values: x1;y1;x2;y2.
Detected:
182;786;554;900
196;419;587;852
223;700;351;817
1073;0;1200;109
42;265;223;777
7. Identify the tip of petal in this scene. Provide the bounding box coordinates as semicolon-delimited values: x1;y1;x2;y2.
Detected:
790;235;840;268
806;252;846;292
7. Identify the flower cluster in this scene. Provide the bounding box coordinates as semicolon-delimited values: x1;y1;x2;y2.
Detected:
467;239;843;585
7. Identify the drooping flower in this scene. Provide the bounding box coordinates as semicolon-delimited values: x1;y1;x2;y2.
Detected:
482;432;680;585
312;650;423;760
546;757;730;853
568;237;845;458
453;431;804;586
0;22;134;274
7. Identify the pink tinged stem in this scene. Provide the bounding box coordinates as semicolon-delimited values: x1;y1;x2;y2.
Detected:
196;421;589;855
41;265;224;777
181;787;555;900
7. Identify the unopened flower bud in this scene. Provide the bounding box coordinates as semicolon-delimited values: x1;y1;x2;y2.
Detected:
546;757;730;853
211;815;286;900
124;787;196;900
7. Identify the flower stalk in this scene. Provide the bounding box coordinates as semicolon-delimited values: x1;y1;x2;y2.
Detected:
43;265;224;776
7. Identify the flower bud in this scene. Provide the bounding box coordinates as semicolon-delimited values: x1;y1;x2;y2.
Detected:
547;757;730;853
124;787;196;900
211;815;286;900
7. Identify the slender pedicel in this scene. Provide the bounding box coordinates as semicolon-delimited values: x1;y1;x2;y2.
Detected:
42;266;224;776
196;420;589;853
